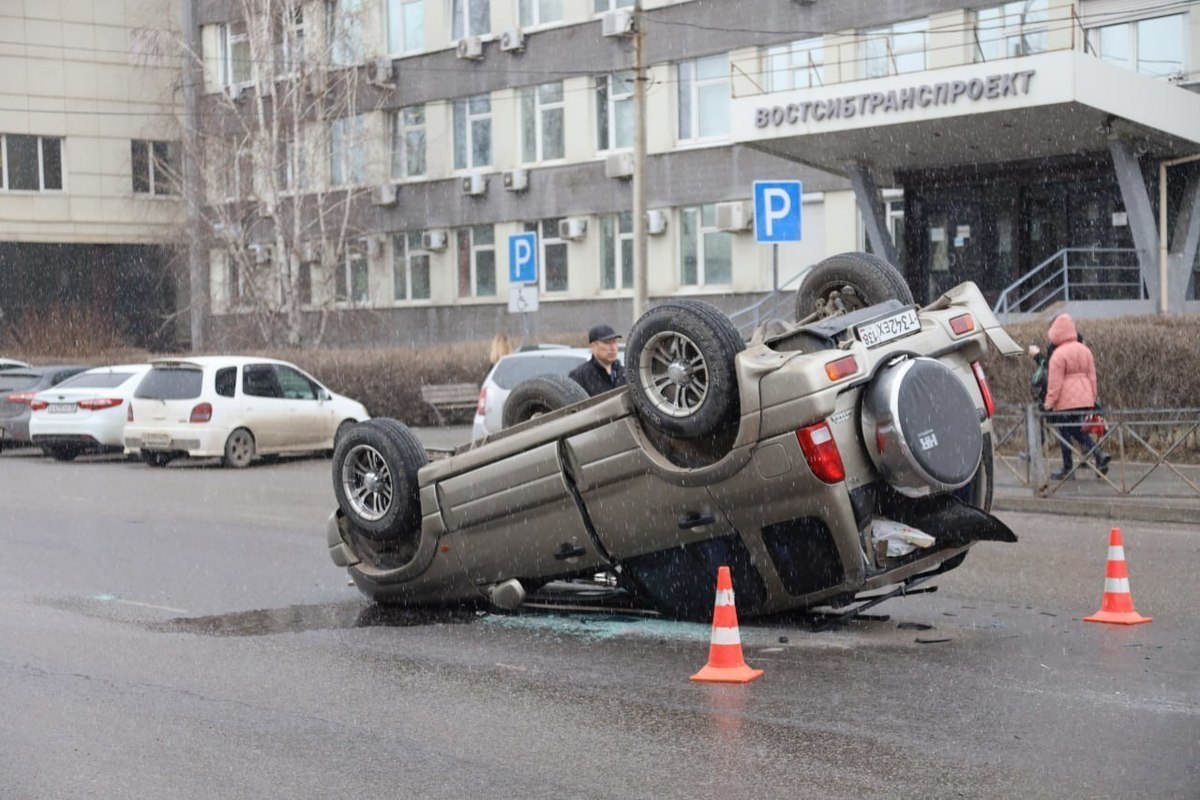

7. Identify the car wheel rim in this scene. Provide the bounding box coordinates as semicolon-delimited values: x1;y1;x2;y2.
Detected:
639;330;708;419
341;443;393;522
229;431;252;464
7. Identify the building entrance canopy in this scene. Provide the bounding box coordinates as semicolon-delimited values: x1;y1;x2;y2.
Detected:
731;51;1200;185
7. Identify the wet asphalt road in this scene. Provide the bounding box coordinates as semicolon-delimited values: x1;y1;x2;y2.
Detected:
0;447;1197;799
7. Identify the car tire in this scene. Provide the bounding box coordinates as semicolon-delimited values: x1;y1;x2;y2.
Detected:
795;251;913;321
627;299;744;440
222;428;255;469
332;418;427;541
141;451;172;467
502;374;590;429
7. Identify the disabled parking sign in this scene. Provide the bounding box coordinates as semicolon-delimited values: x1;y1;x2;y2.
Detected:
753;180;803;243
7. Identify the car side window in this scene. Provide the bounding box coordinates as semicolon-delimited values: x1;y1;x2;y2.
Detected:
243;364;282;399
214;367;236;398
275;366;317;401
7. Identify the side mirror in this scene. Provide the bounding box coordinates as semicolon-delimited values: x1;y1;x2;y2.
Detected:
318;389;332;402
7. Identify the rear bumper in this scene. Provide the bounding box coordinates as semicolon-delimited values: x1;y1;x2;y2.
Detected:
0;416;31;441
124;424;228;457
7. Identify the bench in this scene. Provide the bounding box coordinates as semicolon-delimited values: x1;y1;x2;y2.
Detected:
419;382;480;426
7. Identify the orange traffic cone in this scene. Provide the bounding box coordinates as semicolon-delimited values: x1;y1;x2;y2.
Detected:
1084;528;1152;625
690;566;764;683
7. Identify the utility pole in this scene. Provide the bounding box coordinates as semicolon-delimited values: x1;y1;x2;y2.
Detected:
631;0;648;326
180;0;206;351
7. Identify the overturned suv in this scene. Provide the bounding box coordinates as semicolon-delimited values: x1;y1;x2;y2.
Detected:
327;253;1023;620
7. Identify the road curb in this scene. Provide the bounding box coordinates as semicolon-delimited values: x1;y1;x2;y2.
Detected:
992;495;1198;525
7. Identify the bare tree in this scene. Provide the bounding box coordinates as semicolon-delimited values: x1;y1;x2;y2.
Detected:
175;0;384;348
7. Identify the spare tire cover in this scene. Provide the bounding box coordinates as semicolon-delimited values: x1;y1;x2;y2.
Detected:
861;357;982;497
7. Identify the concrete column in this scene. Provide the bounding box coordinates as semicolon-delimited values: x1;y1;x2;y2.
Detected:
1168;169;1200;308
844;163;898;266
1107;138;1161;302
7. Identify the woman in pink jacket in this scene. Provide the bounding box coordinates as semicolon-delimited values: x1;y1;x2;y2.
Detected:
1043;313;1110;479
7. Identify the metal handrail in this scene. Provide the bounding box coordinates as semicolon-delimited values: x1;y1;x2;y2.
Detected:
728;270;807;337
992;247;1141;321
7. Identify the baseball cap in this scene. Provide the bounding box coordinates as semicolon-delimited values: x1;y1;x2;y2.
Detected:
587;323;621;343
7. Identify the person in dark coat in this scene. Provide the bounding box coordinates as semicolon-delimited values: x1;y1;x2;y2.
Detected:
568;323;627;397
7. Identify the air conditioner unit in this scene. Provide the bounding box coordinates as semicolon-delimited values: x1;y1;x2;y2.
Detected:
461;173;487;196
601;8;635;37
716;201;753;232
224;83;245;101
370;57;395;86
366;236;383;258
503;168;528;192
250;244;274;263
371;184;398;206
499;28;525;53
604;150;634;179
456;35;484;60
647;209;667;235
421;229;448;251
558;217;587;241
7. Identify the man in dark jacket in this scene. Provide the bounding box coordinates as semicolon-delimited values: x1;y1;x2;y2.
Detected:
568;323;627;397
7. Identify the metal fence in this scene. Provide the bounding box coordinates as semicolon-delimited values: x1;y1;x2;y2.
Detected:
991;404;1200;497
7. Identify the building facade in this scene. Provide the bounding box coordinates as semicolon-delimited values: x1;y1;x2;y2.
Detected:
0;0;184;348
4;1;1199;350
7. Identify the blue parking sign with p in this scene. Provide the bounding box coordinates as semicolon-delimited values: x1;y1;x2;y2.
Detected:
754;180;803;243
508;232;538;284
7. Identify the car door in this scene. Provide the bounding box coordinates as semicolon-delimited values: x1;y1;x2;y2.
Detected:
273;364;331;448
239;363;286;450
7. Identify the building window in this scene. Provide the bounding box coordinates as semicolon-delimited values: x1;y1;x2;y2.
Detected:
278;137;309;192
219;22;252;85
678;54;730;142
0;134;63;192
520;82;564;163
523;219;568;292
391;106;426;178
451;0;490;39
600;212;633;291
974;1;1048;62
329;115;366;186
131;140;180;195
594;0;633;11
680;205;732;287
275;5;305;74
335;242;369;304
862;18;928;78
210;138;253;201
596;71;633;152
457;224;496;297
1087;14;1186;79
327;0;364;66
386;0;424;53
763;38;824;91
520;0;562;27
453;94;492;170
392;232;431;301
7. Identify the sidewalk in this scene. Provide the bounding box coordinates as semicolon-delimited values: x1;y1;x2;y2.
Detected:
410;427;1198;525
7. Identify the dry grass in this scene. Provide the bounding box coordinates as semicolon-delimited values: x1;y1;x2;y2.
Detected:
0;305;150;364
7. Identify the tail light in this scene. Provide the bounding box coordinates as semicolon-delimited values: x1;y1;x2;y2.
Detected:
5;391;35;406
970;361;995;419
824;355;859;382
190;402;213;423
796;421;845;484
78;398;123;411
475;386;487;416
127;404;134;423
30;399;49;411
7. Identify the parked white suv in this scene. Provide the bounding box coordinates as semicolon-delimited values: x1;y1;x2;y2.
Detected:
471;346;598;442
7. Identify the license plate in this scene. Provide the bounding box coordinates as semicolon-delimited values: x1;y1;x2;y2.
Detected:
855;308;920;348
48;403;75;413
142;433;170;447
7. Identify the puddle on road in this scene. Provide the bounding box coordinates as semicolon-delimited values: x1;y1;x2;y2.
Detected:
149;602;478;636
